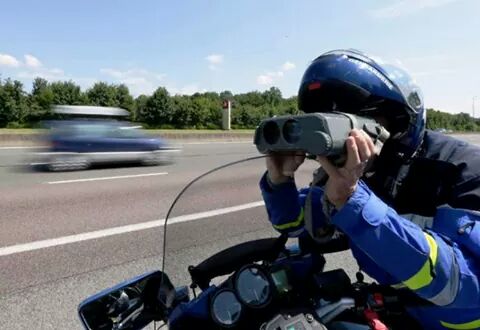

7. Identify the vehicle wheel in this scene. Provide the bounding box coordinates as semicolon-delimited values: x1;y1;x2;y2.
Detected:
162;152;177;165
48;155;90;172
142;152;176;166
75;157;90;170
141;153;161;166
47;157;67;172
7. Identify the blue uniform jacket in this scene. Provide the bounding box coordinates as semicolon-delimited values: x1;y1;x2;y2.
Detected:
260;174;480;329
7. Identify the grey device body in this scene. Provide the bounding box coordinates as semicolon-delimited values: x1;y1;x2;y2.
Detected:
254;112;389;157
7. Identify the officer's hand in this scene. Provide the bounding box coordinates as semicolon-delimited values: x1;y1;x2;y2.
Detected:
266;151;305;185
317;129;375;209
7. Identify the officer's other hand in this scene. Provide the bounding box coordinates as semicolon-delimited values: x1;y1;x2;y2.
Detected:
317;129;375;209
266;151;305;185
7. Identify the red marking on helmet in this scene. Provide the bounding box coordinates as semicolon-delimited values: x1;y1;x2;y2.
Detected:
308;82;322;91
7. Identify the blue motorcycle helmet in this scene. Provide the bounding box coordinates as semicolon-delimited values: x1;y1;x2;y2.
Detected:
298;49;426;159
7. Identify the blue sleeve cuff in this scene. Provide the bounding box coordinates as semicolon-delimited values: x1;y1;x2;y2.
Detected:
330;181;429;285
260;171;305;236
262;171;295;192
331;180;386;232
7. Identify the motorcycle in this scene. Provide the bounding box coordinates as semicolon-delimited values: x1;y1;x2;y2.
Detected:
77;156;423;330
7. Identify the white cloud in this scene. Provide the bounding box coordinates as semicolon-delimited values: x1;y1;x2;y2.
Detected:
24;54;42;68
0;52;91;91
0;53;66;81
0;53;44;69
205;54;224;71
205;54;224;65
370;0;459;18
281;61;296;71
256;61;296;86
99;68;123;79
257;75;274;85
17;67;65;80
101;67;206;96
0;53;21;67
168;84;207;96
269;71;285;78
100;67;166;96
100;68;164;80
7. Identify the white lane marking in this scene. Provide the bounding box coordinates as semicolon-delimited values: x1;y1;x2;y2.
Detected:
0;201;265;256
45;172;168;184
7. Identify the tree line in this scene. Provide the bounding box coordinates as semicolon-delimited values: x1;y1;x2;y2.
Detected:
0;77;477;131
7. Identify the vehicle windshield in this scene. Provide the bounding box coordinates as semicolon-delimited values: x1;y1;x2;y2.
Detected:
160;155;319;286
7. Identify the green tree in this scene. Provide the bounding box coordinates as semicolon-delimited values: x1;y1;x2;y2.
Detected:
134;94;149;122
234;91;264;107
198;92;224;128
0;79;28;126
50;81;86;105
426;109;480;132
28;77;54;122
279;96;299;115
114;84;134;111
86;82;116;107
220;90;234;101
4;74;480;132
232;104;268;128
170;95;192;128
190;94;221;129
263;87;282;107
0;80;9;126
140;87;173;127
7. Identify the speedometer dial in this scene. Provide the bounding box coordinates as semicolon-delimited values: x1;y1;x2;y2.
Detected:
211;289;242;327
235;265;272;307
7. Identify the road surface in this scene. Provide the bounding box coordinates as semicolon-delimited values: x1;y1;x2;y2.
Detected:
1;134;479;329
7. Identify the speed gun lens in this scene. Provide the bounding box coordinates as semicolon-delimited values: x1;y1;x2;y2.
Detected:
283;119;302;144
263;121;280;145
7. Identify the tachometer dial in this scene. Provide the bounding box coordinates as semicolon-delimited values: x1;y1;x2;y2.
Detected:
235;265;272;308
211;289;242;327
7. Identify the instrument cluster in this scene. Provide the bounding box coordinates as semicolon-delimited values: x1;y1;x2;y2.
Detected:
210;264;290;328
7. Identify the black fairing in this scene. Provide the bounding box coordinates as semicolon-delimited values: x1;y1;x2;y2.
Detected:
188;236;288;290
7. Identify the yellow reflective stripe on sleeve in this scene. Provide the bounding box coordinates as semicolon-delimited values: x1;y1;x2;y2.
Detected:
273;208;304;231
402;232;438;291
440;319;480;329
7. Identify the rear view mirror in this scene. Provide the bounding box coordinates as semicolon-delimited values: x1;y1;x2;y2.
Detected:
78;270;175;330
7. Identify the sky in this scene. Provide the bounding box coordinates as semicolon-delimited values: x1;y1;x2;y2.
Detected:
0;0;479;114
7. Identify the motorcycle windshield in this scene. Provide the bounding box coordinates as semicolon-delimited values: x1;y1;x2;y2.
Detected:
161;155;319;287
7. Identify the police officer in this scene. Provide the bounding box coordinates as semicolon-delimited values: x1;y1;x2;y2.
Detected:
260;49;480;329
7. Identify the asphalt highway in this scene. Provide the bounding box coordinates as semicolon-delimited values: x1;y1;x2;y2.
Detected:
1;134;479;329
